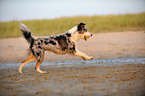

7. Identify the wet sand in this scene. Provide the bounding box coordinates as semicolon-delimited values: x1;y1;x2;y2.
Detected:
0;64;145;96
0;31;145;96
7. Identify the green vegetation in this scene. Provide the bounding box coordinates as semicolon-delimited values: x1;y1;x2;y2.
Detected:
0;13;145;39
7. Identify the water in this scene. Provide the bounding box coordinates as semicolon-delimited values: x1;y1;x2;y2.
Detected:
0;58;145;69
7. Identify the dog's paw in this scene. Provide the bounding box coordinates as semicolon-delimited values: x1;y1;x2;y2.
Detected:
87;56;94;60
82;56;93;60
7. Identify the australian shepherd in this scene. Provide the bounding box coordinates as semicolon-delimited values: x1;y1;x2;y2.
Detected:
19;23;93;73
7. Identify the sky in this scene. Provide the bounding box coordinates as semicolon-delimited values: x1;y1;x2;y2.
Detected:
0;0;145;22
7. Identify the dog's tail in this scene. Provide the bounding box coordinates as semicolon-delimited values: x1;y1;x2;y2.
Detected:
19;23;34;43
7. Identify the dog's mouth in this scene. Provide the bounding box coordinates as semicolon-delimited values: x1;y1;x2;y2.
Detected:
84;35;90;41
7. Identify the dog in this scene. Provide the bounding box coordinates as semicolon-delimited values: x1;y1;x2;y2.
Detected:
19;22;93;73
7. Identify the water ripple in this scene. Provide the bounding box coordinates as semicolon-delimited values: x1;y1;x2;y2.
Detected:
0;58;145;69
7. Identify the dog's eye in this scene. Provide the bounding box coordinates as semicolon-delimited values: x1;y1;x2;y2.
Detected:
79;29;87;34
83;29;87;32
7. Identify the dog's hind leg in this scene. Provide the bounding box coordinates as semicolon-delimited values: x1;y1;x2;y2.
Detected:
35;60;48;73
35;55;47;73
19;53;36;73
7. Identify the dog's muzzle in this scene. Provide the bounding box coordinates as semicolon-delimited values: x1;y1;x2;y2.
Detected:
84;34;93;41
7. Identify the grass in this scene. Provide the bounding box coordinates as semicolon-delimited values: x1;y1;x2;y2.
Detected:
0;13;145;39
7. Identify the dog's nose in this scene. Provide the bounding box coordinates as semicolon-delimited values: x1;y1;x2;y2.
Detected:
91;34;93;36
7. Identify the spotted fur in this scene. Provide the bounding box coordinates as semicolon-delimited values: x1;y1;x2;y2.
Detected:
30;32;76;62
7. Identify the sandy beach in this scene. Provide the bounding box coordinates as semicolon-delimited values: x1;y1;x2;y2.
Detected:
0;31;145;96
0;31;145;63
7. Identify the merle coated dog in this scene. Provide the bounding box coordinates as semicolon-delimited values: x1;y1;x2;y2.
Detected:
19;23;93;73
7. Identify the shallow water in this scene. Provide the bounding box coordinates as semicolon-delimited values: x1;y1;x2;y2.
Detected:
0;58;145;69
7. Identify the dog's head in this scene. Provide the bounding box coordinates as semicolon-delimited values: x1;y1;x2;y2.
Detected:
77;22;93;41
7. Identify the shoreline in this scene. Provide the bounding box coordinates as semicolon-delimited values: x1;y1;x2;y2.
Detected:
0;57;145;69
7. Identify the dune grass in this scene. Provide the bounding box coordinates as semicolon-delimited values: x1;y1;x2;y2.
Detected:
0;13;145;39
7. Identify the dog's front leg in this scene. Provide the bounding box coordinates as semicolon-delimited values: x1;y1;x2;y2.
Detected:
74;49;93;60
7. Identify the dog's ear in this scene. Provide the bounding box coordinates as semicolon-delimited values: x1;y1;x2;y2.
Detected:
77;22;86;31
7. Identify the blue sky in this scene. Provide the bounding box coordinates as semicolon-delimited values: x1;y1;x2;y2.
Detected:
0;0;145;22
